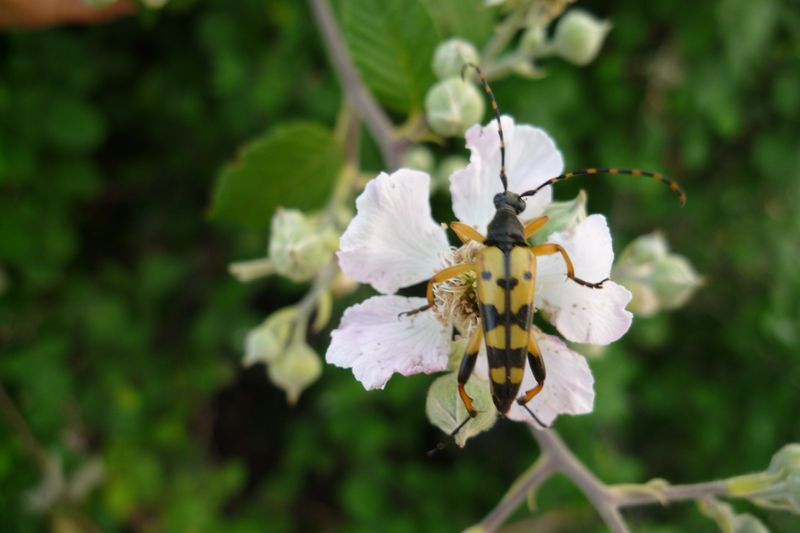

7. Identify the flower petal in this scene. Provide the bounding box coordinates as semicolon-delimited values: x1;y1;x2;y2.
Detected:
506;331;595;427
326;296;451;390
535;214;633;344
338;169;450;294
449;116;562;233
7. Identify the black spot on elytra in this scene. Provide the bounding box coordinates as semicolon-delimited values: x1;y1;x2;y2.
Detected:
496;278;518;290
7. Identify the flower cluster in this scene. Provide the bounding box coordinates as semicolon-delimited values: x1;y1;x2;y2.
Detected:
326;116;635;439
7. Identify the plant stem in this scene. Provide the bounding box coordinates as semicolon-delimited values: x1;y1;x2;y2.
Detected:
478;426;742;532
531;428;631;533
479;454;556;531
482;1;532;65
309;0;403;170
0;383;48;470
614;479;729;507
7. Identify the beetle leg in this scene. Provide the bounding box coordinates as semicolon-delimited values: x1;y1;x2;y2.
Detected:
425;262;478;305
457;325;484;417
518;331;546;405
450;221;485;244
523;215;549;239
516;331;549;428
531;243;608;289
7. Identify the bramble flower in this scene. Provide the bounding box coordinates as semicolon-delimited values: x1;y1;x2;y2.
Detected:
327;116;633;434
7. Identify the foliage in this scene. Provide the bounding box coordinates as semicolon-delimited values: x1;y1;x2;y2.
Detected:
1;0;799;531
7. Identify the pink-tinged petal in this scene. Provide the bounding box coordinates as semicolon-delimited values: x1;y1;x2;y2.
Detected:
535;214;633;344
338;169;450;294
506;331;594;427
326;296;451;390
450;116;561;233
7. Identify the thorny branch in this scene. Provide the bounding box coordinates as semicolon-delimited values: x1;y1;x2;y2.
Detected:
477;428;738;532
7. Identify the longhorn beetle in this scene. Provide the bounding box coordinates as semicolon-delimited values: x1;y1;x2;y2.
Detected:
415;64;685;438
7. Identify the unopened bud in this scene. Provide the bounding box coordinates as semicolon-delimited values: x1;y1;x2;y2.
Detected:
726;444;800;514
434;155;469;192
269;208;338;282
612;232;702;317
534;190;588;244
401;145;435;173
520;25;547;56
553;9;611;66
426;371;497;446
268;341;323;405
425;78;485;137
698;496;769;533
243;307;298;366
432;39;480;80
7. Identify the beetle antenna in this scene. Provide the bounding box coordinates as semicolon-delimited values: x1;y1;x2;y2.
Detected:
461;62;507;192
426;415;473;457
519;167;686;206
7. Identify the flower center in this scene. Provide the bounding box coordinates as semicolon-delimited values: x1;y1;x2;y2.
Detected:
431;240;482;335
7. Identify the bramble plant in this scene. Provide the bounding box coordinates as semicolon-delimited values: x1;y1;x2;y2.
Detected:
217;0;794;531
2;0;798;531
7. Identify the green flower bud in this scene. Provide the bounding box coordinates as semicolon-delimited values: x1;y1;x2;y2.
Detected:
433;155;468;192
520;25;547;56
553;9;612;66
243;307;298;366
268;341;322;405
612;232;702;317
533;190;588;244
698;496;769;533
426;371;497;447
726;444;800;514
268;208;338;282
425;78;485;137
432;39;480;80
401;145;435;173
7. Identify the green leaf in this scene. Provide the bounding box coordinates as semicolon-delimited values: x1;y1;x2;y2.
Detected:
420;0;495;44
210;122;343;227
342;0;440;113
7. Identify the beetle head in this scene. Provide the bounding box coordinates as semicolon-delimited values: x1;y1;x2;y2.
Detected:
493;191;526;214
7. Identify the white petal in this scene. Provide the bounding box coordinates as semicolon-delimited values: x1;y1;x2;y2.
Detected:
535;214;633;345
338;169;450;294
449;116;561;233
326;296;451;390
506;331;594;427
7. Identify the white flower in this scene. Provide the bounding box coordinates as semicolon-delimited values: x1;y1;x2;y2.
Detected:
328;116;633;428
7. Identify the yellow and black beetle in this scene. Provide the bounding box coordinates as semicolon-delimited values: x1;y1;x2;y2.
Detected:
414;64;685;434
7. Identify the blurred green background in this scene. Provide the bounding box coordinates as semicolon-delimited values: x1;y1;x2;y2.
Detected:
1;0;798;531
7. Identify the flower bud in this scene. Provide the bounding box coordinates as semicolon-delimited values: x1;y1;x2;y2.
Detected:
425;78;485;137
553;9;611;66
268;208;338;282
533;190;588;244
426;371;497;447
519;25;547;56
432;39;480;80
268;341;322;405
243;307;298;366
401;145;435;173
698;496;769;533
726;444;800;514
434;155;469;192
612;232;702;317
